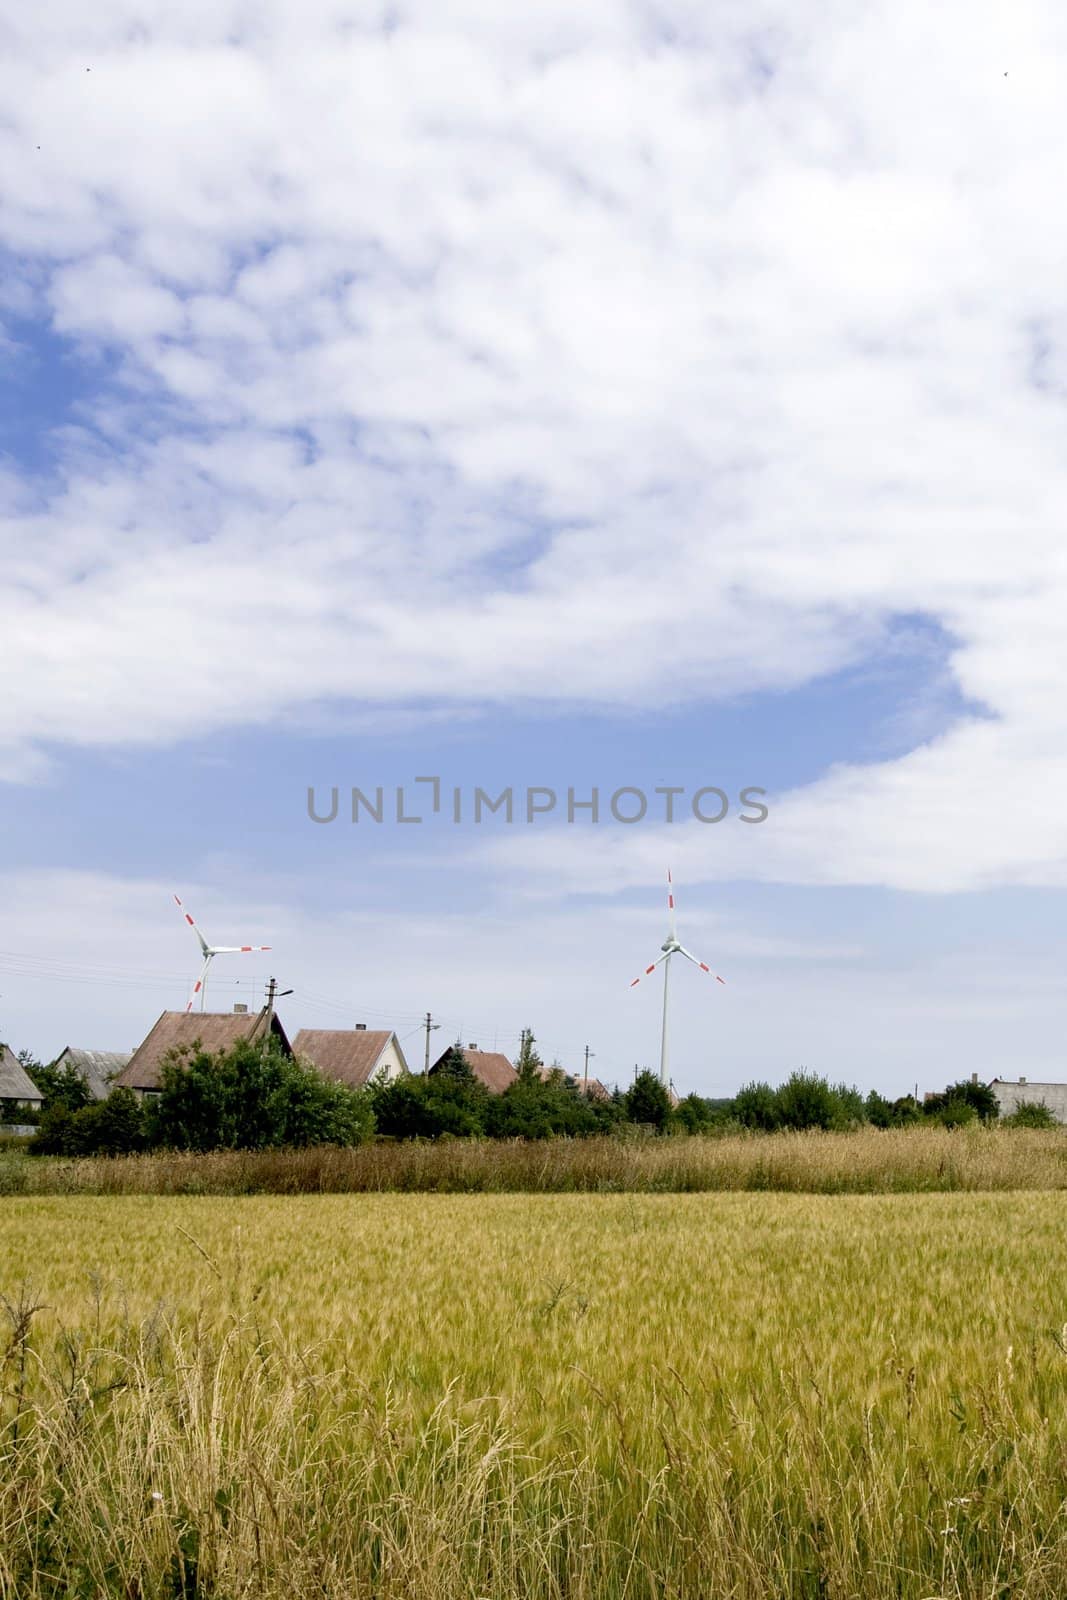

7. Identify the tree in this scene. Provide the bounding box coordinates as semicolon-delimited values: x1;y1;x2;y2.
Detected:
23;1057;93;1114
487;1071;600;1139
151;1037;375;1151
515;1028;543;1083
432;1045;477;1083
371;1070;490;1139
924;1079;999;1124
732;1081;781;1132
624;1071;673;1132
865;1089;894;1129
675;1093;734;1133
775;1071;853;1131
31;1088;149;1157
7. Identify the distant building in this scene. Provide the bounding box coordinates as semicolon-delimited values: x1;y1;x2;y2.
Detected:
430;1044;518;1094
537;1065;611;1101
50;1047;131;1101
114;1007;291;1097
0;1045;43;1110
293;1028;409;1089
988;1077;1067;1123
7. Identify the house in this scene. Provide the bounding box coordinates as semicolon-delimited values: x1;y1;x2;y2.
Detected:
537;1065;611;1101
113;1007;291;1097
429;1044;518;1094
50;1047;131;1101
988;1077;1067;1123
0;1045;44;1110
292;1027;409;1089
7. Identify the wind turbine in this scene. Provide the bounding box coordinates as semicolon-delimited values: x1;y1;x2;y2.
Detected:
174;895;271;1013
629;869;725;1088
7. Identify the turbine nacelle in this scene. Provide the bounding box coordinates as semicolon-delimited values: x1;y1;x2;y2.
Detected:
174;894;271;1012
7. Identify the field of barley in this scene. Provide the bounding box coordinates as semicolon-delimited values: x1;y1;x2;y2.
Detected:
3;1191;1067;1599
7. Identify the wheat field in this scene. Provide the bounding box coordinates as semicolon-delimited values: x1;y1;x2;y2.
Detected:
3;1191;1067;1598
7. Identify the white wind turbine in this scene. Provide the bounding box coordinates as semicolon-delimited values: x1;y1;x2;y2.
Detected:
174;895;271;1012
629;869;725;1088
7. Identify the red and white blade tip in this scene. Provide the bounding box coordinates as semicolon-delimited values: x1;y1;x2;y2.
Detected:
174;894;196;928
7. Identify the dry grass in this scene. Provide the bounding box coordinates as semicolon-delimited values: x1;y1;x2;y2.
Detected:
2;1191;1067;1597
4;1124;1067;1196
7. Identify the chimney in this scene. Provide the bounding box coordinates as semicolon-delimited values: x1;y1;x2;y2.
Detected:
355;1023;367;1031
971;1073;978;1085
233;1003;248;1015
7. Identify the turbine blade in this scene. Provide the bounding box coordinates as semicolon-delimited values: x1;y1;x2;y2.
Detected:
210;945;272;954
677;945;726;983
185;954;212;1012
666;868;677;940
629;952;668;988
175;894;210;958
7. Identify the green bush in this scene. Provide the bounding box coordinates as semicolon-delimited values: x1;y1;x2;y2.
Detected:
487;1071;620;1139
31;1088;149;1156
1003;1100;1058;1129
923;1079;999;1123
151;1037;375;1151
733;1081;781;1131
733;1073;865;1132
371;1069;490;1139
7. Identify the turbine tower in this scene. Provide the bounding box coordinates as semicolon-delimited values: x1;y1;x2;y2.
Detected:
629;869;725;1088
174;895;271;1012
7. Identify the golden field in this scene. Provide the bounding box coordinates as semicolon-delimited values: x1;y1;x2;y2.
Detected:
3;1191;1067;1598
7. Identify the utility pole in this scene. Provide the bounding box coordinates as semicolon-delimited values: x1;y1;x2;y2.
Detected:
423;1011;440;1074
583;1043;595;1094
262;977;292;1056
263;977;277;1057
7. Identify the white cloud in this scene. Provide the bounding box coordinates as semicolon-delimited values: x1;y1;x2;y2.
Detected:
1;1;1067;891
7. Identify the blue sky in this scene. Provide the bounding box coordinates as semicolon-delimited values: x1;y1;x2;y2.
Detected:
2;1;1067;1092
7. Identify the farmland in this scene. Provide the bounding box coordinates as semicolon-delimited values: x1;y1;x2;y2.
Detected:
3;1190;1067;1598
5;1124;1067;1196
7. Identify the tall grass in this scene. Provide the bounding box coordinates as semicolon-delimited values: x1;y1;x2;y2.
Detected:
3;1124;1067;1195
3;1191;1067;1597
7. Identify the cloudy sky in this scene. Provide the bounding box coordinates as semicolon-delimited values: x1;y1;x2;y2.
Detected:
2;1;1066;1094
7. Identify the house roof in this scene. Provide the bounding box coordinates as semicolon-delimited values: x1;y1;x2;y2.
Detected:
113;1009;291;1092
52;1047;131;1100
536;1065;611;1101
431;1046;518;1094
292;1029;408;1089
989;1078;1067;1089
0;1045;43;1104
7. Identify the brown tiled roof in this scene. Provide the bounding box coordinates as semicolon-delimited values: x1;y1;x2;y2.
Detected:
292;1029;407;1089
430;1046;517;1094
113;1010;291;1092
0;1045;43;1104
